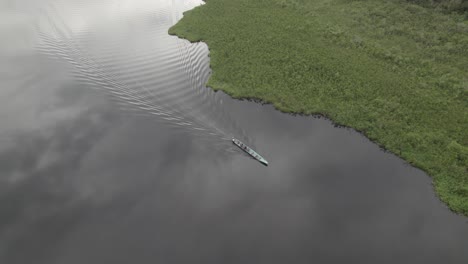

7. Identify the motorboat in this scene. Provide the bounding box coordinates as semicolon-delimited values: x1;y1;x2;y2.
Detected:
232;138;268;166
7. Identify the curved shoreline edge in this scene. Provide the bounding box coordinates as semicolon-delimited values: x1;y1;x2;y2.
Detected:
169;0;468;216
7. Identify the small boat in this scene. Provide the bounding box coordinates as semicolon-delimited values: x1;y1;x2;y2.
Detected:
232;138;268;166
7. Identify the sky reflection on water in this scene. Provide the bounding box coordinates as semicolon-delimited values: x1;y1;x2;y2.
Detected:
0;0;467;263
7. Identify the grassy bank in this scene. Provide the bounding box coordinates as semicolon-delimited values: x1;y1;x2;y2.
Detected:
408;0;468;12
169;0;468;215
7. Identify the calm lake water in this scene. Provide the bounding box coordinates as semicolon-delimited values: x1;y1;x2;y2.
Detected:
0;0;467;263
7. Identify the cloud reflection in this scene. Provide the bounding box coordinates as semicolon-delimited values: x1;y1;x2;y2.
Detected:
0;0;467;264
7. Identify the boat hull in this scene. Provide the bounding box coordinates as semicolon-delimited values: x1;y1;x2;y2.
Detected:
232;138;268;166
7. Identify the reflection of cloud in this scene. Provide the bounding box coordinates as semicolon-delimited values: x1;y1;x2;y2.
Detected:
0;10;36;55
2;0;468;263
0;45;209;263
0;57;82;138
35;0;191;39
0;54;131;262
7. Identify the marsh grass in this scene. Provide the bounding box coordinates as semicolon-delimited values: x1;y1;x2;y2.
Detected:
170;0;468;215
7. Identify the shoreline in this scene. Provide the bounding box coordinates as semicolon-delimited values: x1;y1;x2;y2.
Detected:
169;0;468;215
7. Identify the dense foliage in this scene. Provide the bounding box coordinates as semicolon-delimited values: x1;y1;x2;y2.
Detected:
408;0;468;12
170;0;468;215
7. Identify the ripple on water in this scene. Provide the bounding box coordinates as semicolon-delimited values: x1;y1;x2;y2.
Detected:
36;0;251;154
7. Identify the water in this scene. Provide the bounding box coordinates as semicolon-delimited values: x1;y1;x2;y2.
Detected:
0;0;467;263
36;0;243;149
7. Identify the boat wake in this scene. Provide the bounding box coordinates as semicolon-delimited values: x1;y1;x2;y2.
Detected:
34;0;254;154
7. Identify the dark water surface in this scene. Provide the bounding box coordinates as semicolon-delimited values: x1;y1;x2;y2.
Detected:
1;0;467;263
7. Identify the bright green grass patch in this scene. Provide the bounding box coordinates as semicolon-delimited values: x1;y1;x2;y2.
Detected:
169;0;468;215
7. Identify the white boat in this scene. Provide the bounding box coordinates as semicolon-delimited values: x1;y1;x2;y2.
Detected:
232;138;268;166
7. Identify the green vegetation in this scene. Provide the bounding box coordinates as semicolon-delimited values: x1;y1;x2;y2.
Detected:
169;0;468;215
408;0;468;12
